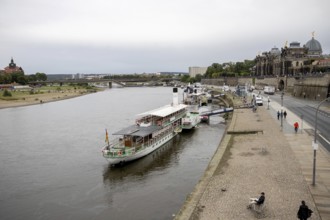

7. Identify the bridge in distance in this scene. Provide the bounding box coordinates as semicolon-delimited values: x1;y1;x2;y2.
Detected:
30;77;175;87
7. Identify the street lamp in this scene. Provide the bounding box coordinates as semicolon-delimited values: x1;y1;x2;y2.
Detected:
280;92;284;129
312;97;330;186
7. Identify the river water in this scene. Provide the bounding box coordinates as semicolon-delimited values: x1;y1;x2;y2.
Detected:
0;87;225;220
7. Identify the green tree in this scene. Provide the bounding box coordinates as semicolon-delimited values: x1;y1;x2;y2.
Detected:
181;75;190;83
189;77;196;83
205;59;255;78
0;74;12;84
234;62;244;73
36;72;47;81
27;74;37;81
194;74;202;82
11;72;27;84
17;74;28;85
205;63;224;78
212;72;220;78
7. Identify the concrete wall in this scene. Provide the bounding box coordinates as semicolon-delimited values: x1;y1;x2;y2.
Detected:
202;73;330;100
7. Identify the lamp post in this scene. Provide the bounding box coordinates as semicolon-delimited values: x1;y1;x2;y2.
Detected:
312;97;330;186
280;92;284;129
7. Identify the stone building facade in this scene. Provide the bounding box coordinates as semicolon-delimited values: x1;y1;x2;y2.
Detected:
255;35;328;77
202;34;330;100
202;73;330;100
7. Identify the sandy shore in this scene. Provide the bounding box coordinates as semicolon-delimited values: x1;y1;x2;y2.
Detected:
0;91;91;109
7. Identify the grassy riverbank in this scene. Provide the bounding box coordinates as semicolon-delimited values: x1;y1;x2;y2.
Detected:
0;85;103;109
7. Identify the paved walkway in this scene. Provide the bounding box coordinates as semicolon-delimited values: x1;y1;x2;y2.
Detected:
270;100;330;220
175;99;330;219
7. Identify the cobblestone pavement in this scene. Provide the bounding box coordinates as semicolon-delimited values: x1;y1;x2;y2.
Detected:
175;99;329;220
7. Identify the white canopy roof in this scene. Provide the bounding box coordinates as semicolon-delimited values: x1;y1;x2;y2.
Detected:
138;104;187;118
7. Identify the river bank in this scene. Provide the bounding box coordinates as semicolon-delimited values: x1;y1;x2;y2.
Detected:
175;95;325;219
0;87;103;109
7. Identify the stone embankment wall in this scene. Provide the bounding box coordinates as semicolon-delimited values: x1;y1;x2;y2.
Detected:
202;73;330;100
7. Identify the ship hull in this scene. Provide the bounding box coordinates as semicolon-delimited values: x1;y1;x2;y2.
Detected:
103;131;178;165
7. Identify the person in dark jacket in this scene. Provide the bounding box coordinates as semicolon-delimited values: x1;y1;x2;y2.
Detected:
297;200;312;220
247;192;265;209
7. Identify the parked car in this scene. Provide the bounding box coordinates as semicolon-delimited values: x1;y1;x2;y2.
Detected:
255;96;263;106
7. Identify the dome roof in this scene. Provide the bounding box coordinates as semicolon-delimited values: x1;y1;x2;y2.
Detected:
305;37;322;54
270;47;281;56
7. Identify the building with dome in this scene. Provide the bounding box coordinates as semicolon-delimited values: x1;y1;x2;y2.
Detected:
305;36;322;57
255;34;327;76
2;57;24;74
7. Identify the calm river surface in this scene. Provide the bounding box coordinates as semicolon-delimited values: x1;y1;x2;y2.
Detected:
0;87;225;220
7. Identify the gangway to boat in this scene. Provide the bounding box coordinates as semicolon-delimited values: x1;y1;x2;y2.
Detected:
199;107;234;117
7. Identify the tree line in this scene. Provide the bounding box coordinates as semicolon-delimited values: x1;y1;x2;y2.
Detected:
0;72;47;85
204;60;255;78
180;60;255;83
1;59;255;85
101;59;256;84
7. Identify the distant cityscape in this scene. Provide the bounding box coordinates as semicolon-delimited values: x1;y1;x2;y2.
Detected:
1;33;330;82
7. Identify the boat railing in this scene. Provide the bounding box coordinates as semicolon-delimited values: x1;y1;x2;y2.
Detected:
162;111;186;127
104;146;137;158
109;139;125;149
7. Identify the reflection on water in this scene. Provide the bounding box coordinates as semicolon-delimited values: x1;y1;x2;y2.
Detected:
103;135;185;185
99;119;223;220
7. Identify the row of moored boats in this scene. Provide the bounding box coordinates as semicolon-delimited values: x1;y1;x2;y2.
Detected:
101;86;216;165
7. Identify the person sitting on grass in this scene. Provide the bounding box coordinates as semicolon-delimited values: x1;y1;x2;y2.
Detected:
247;192;265;210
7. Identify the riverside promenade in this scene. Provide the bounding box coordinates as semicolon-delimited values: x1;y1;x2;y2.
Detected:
175;98;330;219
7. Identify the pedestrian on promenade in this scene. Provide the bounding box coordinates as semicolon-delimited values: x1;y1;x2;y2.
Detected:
294;122;299;133
277;111;280;120
284;110;287;119
297;200;313;220
247;192;265;210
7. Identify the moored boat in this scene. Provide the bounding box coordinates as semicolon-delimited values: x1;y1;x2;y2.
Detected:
181;105;201;129
102;88;187;165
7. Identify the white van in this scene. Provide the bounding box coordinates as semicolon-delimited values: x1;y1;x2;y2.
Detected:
255;96;263;106
264;86;275;95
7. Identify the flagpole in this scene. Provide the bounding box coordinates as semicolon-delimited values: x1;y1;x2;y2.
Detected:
105;129;110;146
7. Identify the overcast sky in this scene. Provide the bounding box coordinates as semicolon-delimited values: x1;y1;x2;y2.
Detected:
1;0;329;75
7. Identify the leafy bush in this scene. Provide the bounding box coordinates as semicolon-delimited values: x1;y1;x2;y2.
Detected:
3;89;12;97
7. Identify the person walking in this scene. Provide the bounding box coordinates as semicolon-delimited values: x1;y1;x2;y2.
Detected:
277;111;280;120
297;200;313;220
294;122;299;133
284;110;287;119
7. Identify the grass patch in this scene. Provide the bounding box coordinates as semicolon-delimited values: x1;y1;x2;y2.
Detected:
0;96;19;101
